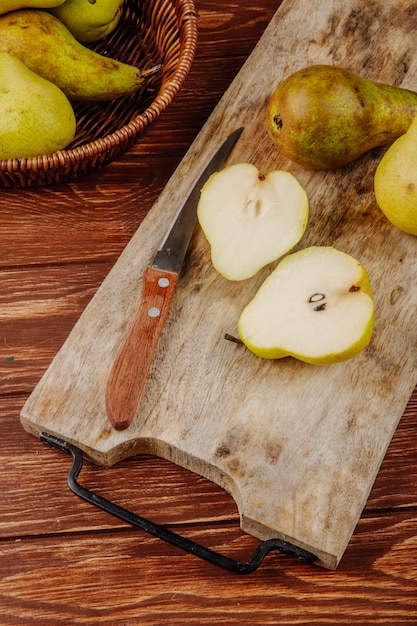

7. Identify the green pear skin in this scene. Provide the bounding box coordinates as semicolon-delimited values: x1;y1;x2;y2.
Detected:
0;51;76;159
266;65;417;169
49;0;124;44
374;115;417;235
0;10;147;101
0;0;64;14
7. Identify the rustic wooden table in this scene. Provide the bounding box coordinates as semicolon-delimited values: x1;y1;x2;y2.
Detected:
1;1;416;623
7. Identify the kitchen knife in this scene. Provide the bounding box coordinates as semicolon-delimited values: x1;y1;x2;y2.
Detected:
105;127;244;430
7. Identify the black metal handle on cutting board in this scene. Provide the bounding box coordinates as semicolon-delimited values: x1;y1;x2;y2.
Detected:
41;432;317;574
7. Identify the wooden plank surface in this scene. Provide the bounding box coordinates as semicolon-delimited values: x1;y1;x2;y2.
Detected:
1;0;416;621
21;0;417;569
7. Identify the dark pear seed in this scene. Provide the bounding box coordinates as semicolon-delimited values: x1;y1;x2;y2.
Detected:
308;292;325;303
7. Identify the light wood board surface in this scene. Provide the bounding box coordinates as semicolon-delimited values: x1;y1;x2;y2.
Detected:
21;0;417;569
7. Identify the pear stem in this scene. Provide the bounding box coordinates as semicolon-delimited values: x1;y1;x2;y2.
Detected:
142;64;163;78
225;333;243;345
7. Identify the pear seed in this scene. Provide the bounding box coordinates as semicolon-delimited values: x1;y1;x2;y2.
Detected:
254;199;262;216
349;285;360;292
245;197;263;217
308;292;325;302
314;302;327;311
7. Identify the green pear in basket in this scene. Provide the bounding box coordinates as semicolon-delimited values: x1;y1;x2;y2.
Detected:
0;10;160;101
49;0;124;44
0;0;65;14
0;51;76;159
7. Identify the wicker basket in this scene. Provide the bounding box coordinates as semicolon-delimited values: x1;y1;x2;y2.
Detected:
0;0;197;188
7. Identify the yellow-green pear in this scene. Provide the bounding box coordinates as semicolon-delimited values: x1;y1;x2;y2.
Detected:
267;65;417;169
238;247;374;364
0;0;65;14
374;115;417;235
197;163;309;280
0;10;154;101
0;51;76;159
49;0;124;43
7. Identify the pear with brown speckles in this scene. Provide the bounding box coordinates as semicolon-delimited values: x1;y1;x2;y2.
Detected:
0;10;158;101
0;0;64;14
0;51;76;159
266;65;417;169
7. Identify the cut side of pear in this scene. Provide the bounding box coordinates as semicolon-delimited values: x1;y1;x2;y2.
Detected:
238;246;374;364
197;163;309;281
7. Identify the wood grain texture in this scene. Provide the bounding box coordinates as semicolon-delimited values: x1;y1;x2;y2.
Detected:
1;0;416;621
21;0;417;569
1;516;416;624
1;396;416;534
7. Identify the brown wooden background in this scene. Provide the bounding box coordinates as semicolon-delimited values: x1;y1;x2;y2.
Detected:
0;1;416;623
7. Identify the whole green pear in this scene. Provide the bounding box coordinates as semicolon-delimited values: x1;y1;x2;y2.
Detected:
374;115;417;235
0;51;76;159
49;0;124;43
0;0;64;14
0;10;153;101
266;65;417;169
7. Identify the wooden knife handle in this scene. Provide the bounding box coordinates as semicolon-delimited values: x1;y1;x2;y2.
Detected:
105;265;179;431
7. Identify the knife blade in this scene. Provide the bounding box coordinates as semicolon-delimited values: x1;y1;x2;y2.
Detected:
105;127;243;430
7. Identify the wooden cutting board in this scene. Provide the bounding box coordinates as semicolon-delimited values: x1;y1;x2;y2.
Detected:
20;0;417;569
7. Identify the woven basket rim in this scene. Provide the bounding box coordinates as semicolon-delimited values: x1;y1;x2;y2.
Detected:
0;0;198;174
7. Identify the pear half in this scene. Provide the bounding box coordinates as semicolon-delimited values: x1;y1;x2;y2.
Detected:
374;114;417;235
238;246;374;364
197;163;309;281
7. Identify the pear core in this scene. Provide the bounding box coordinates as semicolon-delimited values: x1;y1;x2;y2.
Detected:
238;246;374;364
197;163;309;281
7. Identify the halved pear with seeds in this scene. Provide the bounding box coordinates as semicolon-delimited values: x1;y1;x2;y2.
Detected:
197;163;309;280
238;246;374;364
